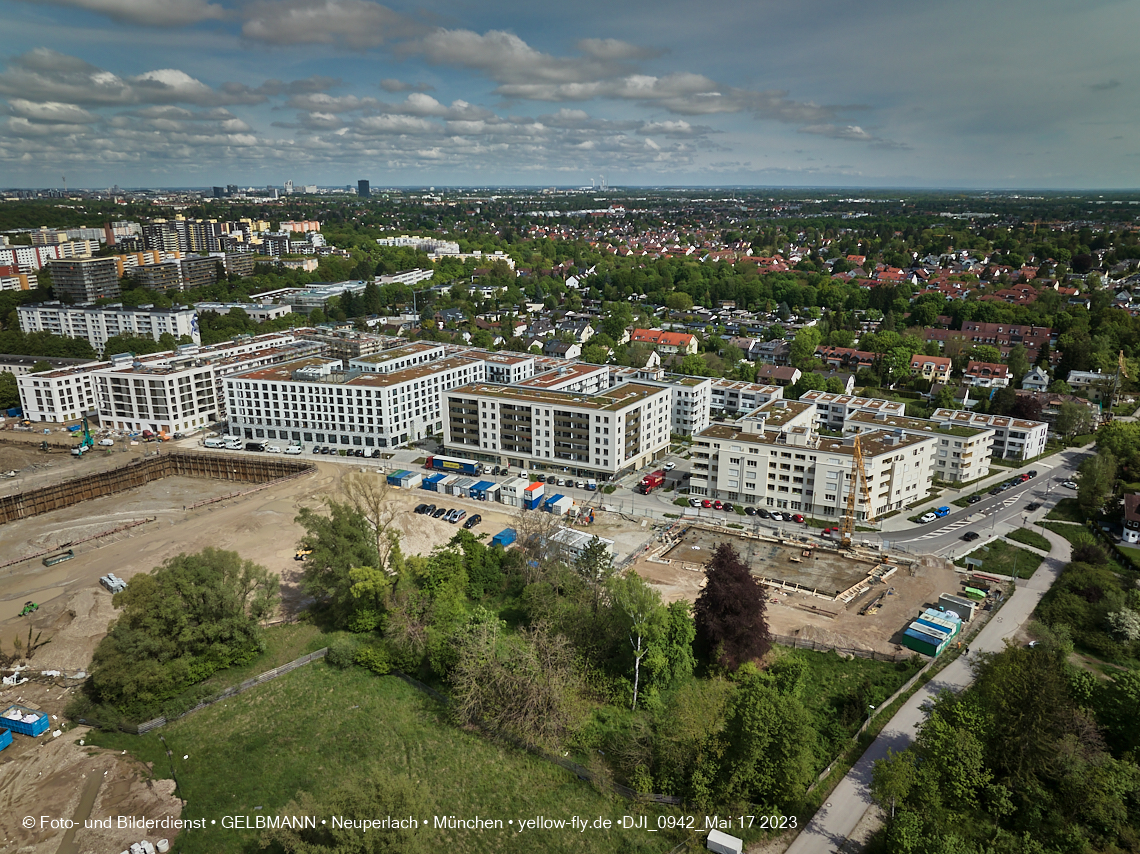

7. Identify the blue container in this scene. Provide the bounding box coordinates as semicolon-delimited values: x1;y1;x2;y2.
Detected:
0;727;11;752
6;407;22;418
1;705;49;737
422;473;444;491
492;528;517;547
386;470;409;486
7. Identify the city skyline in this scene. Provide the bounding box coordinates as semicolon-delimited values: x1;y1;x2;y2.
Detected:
2;0;1138;189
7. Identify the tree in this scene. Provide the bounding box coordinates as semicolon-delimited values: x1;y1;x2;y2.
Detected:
576;535;615;613
693;543;770;671
1077;450;1116;515
295;500;380;625
969;344;1003;365
609;572;664;711
88;548;278;716
665;292;693;312
1055;401;1092;437
1006;344;1029;383
1048;379;1073;395
872;748;918;819
789;326;821;369
678;352;710;376
341;470;403;571
0;371;17;410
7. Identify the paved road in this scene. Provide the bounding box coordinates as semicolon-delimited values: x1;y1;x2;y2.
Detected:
783;524;1073;854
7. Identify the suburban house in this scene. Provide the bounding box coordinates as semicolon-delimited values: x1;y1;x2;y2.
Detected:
755;365;802;386
1066;369;1114;402
629;328;698;355
1021;366;1050;391
963;361;1009;389
910;354;953;383
542;340;582;359
1124;494;1140;545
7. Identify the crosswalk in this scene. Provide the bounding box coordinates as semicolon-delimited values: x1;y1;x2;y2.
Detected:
915;518;973;540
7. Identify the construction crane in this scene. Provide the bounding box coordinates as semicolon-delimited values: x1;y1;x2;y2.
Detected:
840;433;875;548
70;414;94;457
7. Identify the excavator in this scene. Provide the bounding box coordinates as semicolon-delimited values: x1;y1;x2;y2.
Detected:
70;415;94;457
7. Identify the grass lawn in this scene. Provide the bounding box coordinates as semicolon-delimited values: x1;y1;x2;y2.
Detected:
199;622;327;692
1046;497;1086;523
955;539;1042;579
89;665;684;854
1005;528;1052;552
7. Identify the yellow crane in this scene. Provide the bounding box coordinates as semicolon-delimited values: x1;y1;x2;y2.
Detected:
841;433;876;548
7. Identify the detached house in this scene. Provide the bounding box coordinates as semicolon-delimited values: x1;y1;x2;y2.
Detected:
910;354;953;383
629;328;698;355
963;361;1009;389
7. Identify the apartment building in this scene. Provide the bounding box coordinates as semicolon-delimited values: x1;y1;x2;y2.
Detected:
444;381;672;477
94;352;219;435
0;265;29;292
799;391;907;431
47;257;120;303
193;302;294;322
297;329;386;364
610;366;713;436
845;410;993;483
0;243;96;272
930;409;1049;461
709;380;783;416
349;341;447;374
689;399;938;519
131;262;183;292
517;362;609;395
18;332;316;426
179;254;220;290
226;354;486;449
18;302;200;354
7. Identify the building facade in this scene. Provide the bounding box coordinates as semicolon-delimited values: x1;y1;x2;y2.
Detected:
930;409;1049;461
47;257;120;303
18;302;200;353
799;391;907;431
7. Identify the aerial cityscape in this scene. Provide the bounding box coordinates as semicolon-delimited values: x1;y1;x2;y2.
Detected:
1;3;1139;854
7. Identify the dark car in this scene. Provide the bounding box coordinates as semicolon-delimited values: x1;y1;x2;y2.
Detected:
463;514;482;529
967;494;982;504
990;488;1002;495
491;466;501;476
745;506;757;516
757;508;772;519
546;475;558;484
1026;502;1040;511
432;507;448;518
722;502;735;513
1027;470;1038;478
423;504;436;516
962;531;980;542
356;448;365;457
414;503;428;514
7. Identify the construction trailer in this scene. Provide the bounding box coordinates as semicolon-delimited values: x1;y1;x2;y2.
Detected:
550;527;614;562
499;476;531;508
469;480;496;500
523;480;544;510
900;608;961;657
939;593;978;622
447;476;476;497
420;473;446;491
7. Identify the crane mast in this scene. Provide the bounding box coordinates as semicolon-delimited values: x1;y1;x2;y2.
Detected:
841;433;875;548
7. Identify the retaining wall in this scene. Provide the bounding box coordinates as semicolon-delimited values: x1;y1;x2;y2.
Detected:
0;452;315;525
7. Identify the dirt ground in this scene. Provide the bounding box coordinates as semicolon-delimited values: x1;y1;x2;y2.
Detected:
635;549;963;655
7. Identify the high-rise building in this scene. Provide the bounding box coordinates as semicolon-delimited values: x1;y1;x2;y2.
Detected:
284;180;294;195
47;257;120;303
212;187;225;199
357;180;370;198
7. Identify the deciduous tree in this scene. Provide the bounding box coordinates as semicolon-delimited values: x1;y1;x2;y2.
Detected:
693;543;770;671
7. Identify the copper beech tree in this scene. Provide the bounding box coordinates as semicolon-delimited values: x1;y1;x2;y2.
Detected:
693;543;770;671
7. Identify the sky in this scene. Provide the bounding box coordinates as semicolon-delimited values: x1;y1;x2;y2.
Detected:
1;0;1138;189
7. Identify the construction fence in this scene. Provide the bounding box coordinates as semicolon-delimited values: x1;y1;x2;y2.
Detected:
771;633;913;662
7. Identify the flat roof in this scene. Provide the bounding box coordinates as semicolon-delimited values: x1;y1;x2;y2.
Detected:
748;398;814;428
451;381;667;412
800;391;907;411
698;421;934;458
847;410;990;439
353;341;443;364
711;379;782;393
517;362;608;389
234;354;479;386
932;408;1048;430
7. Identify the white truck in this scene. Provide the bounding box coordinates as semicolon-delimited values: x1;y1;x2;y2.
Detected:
224;436;243;450
203;436;225;448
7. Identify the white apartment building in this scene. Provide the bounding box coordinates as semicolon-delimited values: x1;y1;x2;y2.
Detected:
444;381;673;477
516;362;610;395
477;352;536;385
689;399;938;519
193;302;294;322
845;410;993;484
710;380;783;416
610;366;713;436
349;341;447;374
931;409;1050;461
376;269;435;287
18;302;200;354
799;391;907;431
0;241;98;272
226;355;486;449
18;331;316;427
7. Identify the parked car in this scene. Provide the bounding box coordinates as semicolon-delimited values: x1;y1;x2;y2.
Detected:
1028;470;1038;478
791;514;804;523
962;531;980;542
757;509;772;519
967;494;982;504
722;502;735;513
432;507;448;518
463;514;482;529
265;444;281;454
689;498;702;507
423;504;436;516
712;500;723;510
745;506;757;516
284;445;302;455
920;512;938;523
1061;480;1078;489
664;462;676;470
491;465;501;476
546;475;558;484
98;438;114;446
575;480;584;489
450;510;467;523
702;499;713;508
414;504;429;514
934;506;951;517
770;511;784;521
822;526;837;536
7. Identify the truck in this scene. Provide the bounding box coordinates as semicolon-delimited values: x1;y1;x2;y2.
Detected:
636;470;666;494
224;436;243;450
203;436;225;448
425;454;483;475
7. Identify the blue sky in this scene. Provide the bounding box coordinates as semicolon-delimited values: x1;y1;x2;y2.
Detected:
1;0;1138;189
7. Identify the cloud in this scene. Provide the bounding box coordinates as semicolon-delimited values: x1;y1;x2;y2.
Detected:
12;0;225;27
379;78;434;93
799;123;906;149
1088;79;1121;91
576;38;664;62
241;0;426;49
7;99;98;124
286;93;381;113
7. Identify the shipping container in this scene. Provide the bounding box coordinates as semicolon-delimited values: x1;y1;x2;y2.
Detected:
1;704;49;737
523;480;544;510
0;726;10;753
939;593;977;622
491;529;517;547
421;473;445;491
469;480;495;500
425;455;483;475
434;474;457;495
395;471;422;489
542;493;564;512
450;476;476;497
386;470;410;486
6;407;22;418
547;495;575;516
480;482;501;502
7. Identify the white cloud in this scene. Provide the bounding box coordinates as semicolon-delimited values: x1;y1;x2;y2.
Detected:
353;114;437;135
241;0;426;49
7;99;98;124
379;78;434;93
286;93;380;113
12;0;225;27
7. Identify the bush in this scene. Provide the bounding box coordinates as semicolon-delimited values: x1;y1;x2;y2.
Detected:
326;635;363;669
354;641;392;675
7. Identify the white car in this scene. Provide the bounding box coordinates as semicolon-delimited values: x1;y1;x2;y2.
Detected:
689;497;702;507
98;438;114;446
264;444;282;454
284;445;302;455
770;511;784;521
920;512;938;523
664;462;676;470
1061;480;1078;489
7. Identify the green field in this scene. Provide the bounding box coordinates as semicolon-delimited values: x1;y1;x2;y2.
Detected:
89;664;687;854
956;539;1043;579
1045;497;1086;523
1005;528;1052;552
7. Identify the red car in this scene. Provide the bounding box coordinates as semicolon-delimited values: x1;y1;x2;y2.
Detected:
791;514;805;523
713;500;723;510
702;499;712;508
822;527;837;536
